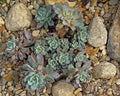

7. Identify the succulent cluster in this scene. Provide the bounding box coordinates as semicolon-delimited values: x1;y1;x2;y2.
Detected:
4;3;91;91
36;3;84;31
36;5;56;29
6;38;16;51
53;3;84;31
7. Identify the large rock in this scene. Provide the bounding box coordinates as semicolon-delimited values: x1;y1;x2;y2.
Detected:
93;62;117;79
52;80;75;96
0;16;4;26
88;16;107;47
107;5;120;62
5;3;32;31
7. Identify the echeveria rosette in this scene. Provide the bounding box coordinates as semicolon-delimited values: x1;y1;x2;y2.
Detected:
77;26;88;43
53;3;84;31
6;38;16;51
36;5;56;28
23;72;45;90
47;58;58;70
74;52;86;63
58;52;70;65
75;71;90;84
60;38;69;52
34;40;46;55
46;36;60;51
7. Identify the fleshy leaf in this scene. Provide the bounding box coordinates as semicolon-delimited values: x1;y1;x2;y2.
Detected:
28;55;37;69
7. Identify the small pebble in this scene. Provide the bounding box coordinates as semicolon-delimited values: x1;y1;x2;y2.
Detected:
116;79;120;85
74;88;82;95
32;30;40;37
107;88;113;96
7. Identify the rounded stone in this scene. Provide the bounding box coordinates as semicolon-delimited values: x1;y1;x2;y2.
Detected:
93;62;117;79
88;16;107;47
52;80;75;96
5;3;32;31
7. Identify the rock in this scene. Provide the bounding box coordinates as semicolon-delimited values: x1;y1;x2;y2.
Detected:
93;62;117;79
52;80;75;96
74;88;82;96
77;92;82;96
5;3;32;31
116;79;120;85
0;17;4;26
88;16;107;47
109;0;118;5
32;30;40;37
107;5;120;62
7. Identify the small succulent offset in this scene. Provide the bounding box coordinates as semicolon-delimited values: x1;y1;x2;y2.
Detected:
46;36;60;51
74;52;86;63
34;40;47;55
53;3;84;31
23;72;45;90
60;38;69;52
6;38;16;51
36;5;56;29
58;52;70;65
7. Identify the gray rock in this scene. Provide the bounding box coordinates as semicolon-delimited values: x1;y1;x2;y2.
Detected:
0;16;4;26
5;3;32;31
93;62;116;79
88;16;107;47
107;5;120;62
109;0;118;5
52;80;75;96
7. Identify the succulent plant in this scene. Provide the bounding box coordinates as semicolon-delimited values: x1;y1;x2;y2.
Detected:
23;72;45;90
74;52;86;62
3;4;92;91
46;36;60;51
53;3;84;31
34;40;47;55
6;38;16;51
77;26;88;43
47;58;58;70
75;71;90;84
58;52;70;65
60;38;69;52
36;5;56;29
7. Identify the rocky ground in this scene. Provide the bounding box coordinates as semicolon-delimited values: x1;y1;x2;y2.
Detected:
0;0;120;96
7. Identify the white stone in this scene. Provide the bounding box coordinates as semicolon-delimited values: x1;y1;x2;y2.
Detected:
116;79;120;85
88;16;107;47
93;62;117;79
5;3;32;31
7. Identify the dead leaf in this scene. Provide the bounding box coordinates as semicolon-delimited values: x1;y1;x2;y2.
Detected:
85;45;99;56
0;26;5;32
95;9;100;15
57;27;68;38
4;74;14;82
3;71;17;82
78;6;85;12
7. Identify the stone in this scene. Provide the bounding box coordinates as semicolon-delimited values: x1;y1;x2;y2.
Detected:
32;30;40;37
93;62;117;79
52;80;75;96
77;92;82;96
88;16;107;47
5;3;32;31
0;17;4;26
107;5;120;62
109;0;118;5
116;79;120;85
